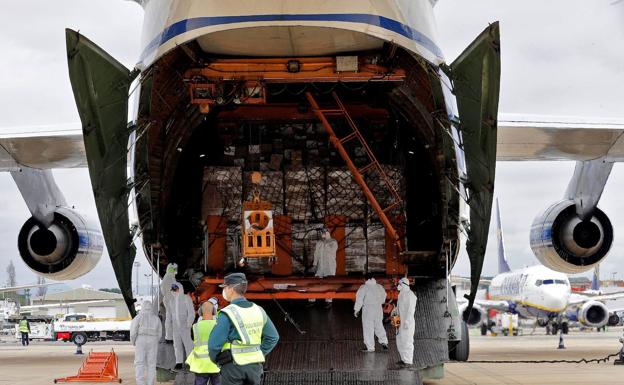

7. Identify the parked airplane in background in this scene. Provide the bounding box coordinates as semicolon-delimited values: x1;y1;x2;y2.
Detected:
459;200;624;334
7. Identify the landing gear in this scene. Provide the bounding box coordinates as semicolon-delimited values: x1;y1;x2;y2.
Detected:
449;321;470;362
561;322;569;335
480;323;488;336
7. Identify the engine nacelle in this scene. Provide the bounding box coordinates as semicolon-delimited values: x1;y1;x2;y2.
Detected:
459;303;485;326
17;207;103;280
608;313;620;327
530;200;613;274
577;300;609;328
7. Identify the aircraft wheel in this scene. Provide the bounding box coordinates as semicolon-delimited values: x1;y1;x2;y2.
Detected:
450;321;470;362
561;322;569;334
480;324;488;336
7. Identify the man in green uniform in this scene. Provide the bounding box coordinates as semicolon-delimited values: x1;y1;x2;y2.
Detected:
208;273;279;385
18;316;30;346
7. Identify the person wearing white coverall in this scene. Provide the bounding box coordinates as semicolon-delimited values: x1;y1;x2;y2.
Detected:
170;282;196;369
313;228;338;278
160;263;178;342
309;228;338;307
396;277;417;367
354;278;389;352
131;300;162;385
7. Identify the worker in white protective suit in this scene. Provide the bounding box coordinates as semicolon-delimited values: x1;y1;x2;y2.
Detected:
313;228;338;278
395;277;417;367
131;300;162;385
354;278;389;352
309;228;338;308
170;282;196;370
160;263;178;342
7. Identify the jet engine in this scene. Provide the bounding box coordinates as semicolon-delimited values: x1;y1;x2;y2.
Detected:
577;300;609;328
530;200;613;274
17;207;103;280
459;303;486;326
608;313;620;327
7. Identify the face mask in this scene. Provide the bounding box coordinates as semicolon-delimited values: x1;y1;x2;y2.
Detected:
222;288;231;302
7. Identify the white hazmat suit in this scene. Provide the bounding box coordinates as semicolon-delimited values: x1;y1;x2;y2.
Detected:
131;301;162;385
354;278;389;351
171;283;196;364
396;278;417;364
160;263;178;341
313;231;338;278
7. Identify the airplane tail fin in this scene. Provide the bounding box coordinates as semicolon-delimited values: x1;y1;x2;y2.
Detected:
591;265;600;291
496;198;511;274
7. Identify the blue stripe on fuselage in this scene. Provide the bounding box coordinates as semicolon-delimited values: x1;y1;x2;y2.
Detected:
140;13;443;63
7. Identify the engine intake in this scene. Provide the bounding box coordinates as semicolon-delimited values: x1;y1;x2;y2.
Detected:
459;303;485;326
530;200;613;273
18;207;103;280
577;300;609;328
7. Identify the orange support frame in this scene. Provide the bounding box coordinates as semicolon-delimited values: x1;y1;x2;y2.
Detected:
185;57;406;83
206;215;227;272
272;215;293;276
325;215;346;276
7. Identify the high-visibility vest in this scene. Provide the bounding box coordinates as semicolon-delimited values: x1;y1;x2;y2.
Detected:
19;320;29;333
221;303;266;365
185;320;220;374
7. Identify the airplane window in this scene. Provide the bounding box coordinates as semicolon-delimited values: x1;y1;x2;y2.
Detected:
543;279;554;284
535;280;543;286
555;279;566;285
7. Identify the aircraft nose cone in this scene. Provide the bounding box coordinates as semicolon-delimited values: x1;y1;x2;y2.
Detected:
543;290;568;311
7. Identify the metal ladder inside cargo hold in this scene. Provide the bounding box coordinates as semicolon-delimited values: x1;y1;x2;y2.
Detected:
305;91;403;250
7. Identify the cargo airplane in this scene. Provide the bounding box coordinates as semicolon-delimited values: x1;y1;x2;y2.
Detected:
459;200;624;334
2;0;624;379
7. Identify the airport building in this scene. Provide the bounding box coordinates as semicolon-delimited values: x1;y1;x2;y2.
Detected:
30;287;130;319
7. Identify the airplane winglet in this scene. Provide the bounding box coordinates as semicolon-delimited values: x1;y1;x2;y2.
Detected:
496;198;512;274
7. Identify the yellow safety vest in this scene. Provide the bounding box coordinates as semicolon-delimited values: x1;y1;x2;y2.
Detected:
19;320;29;333
221;303;266;365
186;320;220;374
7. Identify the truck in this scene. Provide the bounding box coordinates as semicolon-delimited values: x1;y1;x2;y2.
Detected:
11;315;55;340
53;313;131;345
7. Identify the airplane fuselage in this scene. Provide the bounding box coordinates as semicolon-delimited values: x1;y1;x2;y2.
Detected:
489;265;571;319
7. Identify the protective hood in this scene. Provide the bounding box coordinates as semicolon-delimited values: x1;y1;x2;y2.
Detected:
140;300;153;313
365;278;377;286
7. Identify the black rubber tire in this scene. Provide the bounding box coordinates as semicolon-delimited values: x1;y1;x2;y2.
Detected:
452;321;470;362
71;332;87;346
480;324;488;336
551;324;559;335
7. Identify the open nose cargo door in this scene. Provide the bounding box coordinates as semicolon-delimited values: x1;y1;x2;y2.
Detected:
446;22;501;314
66;29;138;316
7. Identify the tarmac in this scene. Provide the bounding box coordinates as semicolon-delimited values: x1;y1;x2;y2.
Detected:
0;327;622;385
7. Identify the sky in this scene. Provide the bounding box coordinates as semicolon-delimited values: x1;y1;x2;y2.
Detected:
0;1;623;289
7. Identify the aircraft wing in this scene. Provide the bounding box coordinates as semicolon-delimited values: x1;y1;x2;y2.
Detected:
567;291;624;306
497;114;624;161
2;115;624;171
473;298;509;312
19;300;114;312
0;282;60;294
0;124;85;171
456;296;508;311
